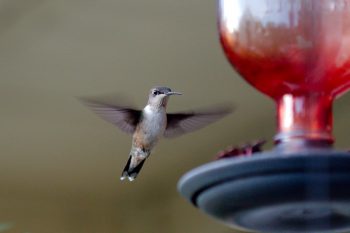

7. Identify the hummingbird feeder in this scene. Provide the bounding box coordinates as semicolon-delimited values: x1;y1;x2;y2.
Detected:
178;1;350;232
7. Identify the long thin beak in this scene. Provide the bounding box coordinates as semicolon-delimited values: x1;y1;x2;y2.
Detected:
166;91;182;96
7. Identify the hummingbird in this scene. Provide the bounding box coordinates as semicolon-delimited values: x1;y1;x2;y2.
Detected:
82;86;232;181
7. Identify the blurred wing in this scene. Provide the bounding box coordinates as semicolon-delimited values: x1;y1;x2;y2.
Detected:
81;99;141;134
164;106;233;138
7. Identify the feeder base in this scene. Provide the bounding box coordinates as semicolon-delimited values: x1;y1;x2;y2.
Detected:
178;151;350;233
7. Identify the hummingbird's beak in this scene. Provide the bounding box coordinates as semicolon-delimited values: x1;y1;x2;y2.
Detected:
166;91;182;96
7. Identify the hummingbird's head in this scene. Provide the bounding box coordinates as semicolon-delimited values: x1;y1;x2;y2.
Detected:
148;86;182;107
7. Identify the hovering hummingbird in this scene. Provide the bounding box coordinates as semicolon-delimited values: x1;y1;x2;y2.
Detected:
82;87;232;181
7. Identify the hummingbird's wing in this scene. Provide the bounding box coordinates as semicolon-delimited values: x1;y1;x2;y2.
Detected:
164;105;233;138
80;99;141;134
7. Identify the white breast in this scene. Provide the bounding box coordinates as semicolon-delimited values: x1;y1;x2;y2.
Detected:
142;105;167;140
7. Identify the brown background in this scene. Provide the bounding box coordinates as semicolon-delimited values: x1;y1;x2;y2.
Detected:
1;0;350;232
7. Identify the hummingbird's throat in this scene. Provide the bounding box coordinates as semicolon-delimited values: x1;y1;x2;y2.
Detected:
148;97;169;108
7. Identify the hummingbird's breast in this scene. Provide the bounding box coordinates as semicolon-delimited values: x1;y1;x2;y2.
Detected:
133;105;167;150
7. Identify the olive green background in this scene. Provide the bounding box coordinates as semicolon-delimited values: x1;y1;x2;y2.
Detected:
1;0;350;232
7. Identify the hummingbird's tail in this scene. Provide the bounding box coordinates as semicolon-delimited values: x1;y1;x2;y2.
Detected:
120;155;146;181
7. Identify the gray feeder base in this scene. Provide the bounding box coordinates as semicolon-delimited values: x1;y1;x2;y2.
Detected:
178;150;350;233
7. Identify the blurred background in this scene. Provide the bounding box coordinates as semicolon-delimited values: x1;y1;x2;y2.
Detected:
1;0;350;232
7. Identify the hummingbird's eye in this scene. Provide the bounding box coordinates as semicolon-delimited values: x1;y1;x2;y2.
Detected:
153;90;160;95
